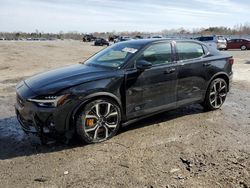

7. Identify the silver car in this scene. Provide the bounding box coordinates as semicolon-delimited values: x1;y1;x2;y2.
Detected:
195;35;227;50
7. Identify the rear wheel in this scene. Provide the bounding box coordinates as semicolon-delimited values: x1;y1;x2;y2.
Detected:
203;78;228;111
76;98;121;143
241;45;247;50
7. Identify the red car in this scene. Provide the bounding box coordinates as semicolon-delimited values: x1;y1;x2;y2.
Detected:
226;39;250;50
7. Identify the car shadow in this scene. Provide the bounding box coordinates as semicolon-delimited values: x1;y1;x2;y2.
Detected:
121;104;204;132
245;61;250;64
0;104;204;160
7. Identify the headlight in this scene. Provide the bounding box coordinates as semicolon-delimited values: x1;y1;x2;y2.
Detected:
28;94;70;107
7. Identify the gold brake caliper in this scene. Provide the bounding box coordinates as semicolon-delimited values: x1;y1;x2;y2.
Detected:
86;118;95;127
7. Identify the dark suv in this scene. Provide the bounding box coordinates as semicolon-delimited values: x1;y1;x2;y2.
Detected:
94;38;109;46
15;39;233;144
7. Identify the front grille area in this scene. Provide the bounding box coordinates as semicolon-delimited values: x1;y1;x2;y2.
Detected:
16;94;24;107
16;110;37;133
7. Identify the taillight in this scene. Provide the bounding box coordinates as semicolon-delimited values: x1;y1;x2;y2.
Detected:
229;58;234;65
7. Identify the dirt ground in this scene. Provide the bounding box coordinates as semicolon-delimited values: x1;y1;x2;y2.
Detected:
0;40;249;188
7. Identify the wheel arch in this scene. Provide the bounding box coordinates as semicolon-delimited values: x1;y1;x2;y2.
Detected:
206;72;230;92
66;92;123;131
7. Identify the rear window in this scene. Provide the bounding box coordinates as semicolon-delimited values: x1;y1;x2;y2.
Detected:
217;36;225;40
176;42;204;61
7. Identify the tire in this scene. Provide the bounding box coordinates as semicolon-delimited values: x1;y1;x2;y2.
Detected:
241;45;247;50
203;78;228;111
76;98;121;144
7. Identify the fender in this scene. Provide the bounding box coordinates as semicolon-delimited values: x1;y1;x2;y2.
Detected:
83;92;122;107
205;72;230;92
65;92;123;131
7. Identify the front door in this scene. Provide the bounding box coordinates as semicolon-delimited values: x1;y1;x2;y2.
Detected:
125;42;178;119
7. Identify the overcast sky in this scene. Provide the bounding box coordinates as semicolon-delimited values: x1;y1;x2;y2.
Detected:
1;0;250;33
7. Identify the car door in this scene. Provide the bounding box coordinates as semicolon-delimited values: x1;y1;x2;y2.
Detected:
227;39;234;49
175;41;208;106
235;39;242;49
125;42;178;119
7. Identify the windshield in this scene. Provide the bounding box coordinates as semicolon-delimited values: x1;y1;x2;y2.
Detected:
85;43;141;68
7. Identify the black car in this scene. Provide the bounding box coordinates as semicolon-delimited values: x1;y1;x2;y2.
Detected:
83;34;96;42
15;39;233;144
94;38;109;46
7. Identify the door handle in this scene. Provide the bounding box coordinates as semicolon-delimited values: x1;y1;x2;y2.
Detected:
164;68;176;74
203;62;211;67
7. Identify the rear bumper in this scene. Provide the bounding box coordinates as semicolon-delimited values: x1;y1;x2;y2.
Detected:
217;43;227;49
229;72;233;91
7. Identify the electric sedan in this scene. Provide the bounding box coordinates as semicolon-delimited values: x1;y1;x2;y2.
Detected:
15;39;233;144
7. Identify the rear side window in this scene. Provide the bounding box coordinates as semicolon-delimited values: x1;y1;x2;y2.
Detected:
138;42;172;65
199;37;213;41
176;42;204;61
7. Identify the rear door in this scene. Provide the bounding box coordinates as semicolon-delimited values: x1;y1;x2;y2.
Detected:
125;42;178;119
175;41;208;106
235;39;242;49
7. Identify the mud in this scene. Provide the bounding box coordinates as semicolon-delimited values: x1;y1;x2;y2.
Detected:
0;41;249;188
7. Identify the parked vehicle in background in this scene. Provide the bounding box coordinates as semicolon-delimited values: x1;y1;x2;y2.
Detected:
133;35;143;39
195;35;227;50
150;35;163;38
226;39;250;50
120;36;131;42
15;39;233;144
108;35;119;42
94;38;109;46
83;34;96;42
114;36;132;43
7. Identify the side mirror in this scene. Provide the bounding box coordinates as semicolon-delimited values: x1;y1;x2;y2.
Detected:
136;60;152;71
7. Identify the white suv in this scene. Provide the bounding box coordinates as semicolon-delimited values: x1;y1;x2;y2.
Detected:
195;35;227;50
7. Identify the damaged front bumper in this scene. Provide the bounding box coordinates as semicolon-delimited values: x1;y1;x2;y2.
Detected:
15;98;62;144
14;82;73;144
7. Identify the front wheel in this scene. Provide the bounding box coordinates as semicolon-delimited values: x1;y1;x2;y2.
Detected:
76;98;121;143
203;78;228;111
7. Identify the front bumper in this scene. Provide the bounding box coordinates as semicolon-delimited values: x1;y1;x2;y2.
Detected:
15;82;78;142
16;107;38;134
15;93;60;140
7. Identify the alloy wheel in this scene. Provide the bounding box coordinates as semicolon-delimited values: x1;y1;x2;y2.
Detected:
82;101;119;142
209;80;227;108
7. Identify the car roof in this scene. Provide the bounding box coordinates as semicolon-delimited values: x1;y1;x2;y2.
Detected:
119;38;204;46
229;38;250;41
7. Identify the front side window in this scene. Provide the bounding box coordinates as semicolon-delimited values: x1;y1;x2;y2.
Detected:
137;42;172;65
176;42;204;61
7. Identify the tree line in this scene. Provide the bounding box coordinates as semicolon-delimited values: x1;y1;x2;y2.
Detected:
1;23;250;40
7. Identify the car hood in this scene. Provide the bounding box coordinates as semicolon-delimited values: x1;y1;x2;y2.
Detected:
25;64;115;94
